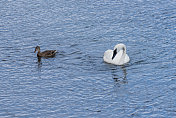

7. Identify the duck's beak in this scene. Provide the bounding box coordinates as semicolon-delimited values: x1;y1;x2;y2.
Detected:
112;49;117;60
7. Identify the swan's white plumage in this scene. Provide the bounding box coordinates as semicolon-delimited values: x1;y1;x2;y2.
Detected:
103;43;130;65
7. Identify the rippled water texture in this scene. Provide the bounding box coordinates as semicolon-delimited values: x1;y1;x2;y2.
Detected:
0;0;176;117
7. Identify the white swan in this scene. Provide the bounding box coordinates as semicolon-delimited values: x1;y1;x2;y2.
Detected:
103;43;130;65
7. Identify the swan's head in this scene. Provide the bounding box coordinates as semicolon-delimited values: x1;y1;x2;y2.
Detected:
34;46;40;53
112;43;126;60
113;44;126;51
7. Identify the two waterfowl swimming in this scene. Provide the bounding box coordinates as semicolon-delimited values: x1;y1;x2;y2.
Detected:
34;46;57;57
34;43;130;65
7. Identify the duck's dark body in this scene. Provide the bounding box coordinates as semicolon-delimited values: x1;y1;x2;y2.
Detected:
34;46;57;57
37;50;57;57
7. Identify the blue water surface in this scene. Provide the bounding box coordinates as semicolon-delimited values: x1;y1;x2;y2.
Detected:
0;0;176;117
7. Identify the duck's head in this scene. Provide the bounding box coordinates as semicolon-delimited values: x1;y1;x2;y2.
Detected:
112;43;126;60
34;46;40;53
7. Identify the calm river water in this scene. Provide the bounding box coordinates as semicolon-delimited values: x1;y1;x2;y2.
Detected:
0;0;176;117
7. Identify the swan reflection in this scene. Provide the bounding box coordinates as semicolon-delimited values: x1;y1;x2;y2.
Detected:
111;66;128;98
112;65;127;84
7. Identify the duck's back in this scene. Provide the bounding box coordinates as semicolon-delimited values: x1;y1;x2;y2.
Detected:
38;50;56;57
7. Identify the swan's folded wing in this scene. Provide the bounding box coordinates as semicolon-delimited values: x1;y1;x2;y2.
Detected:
124;54;130;63
103;50;113;63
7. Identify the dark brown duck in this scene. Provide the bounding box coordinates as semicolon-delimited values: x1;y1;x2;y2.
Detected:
34;46;57;57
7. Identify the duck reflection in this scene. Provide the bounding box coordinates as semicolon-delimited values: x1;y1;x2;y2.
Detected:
36;57;42;79
37;57;42;67
37;57;41;63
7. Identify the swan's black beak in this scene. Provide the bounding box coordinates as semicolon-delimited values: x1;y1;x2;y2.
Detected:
112;49;117;60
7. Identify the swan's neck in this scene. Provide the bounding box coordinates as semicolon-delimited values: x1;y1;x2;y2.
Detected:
119;50;126;64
